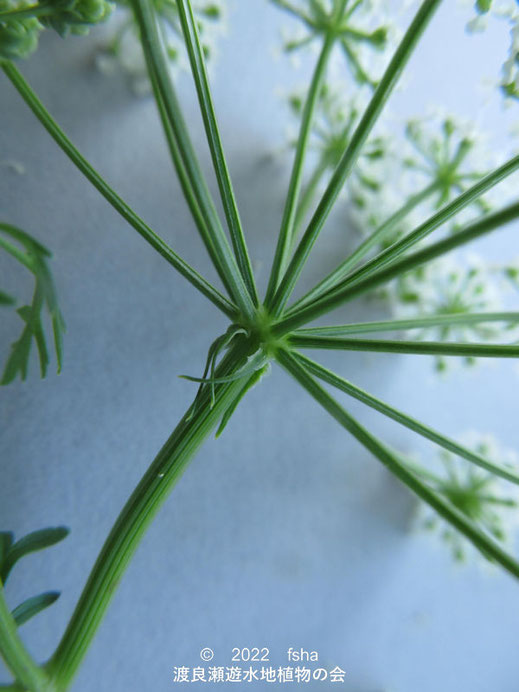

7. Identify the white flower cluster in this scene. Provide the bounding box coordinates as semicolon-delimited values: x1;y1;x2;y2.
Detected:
287;81;395;211
404;113;492;210
463;0;519;101
335;109;519;372
272;0;399;88
96;0;227;95
285;85;519;361
388;253;517;370
413;432;519;565
346;108;516;246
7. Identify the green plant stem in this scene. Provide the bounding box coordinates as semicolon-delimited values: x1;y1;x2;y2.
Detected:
339;25;383;44
1;63;236;320
270;0;314;27
293;312;519;337
340;38;376;88
176;0;259;305
274;200;519;334
396;457;445;486
290;180;439;312
45;341;254;690
289;334;519;358
145;61;237;301
276;348;519;580
292;350;519;484
0;586;52;691
269;0;443;316
130;0;256;321
292;162;328;242
265;33;336;305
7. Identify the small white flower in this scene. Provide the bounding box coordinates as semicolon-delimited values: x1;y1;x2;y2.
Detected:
97;0;227;93
271;0;397;89
413;432;519;565
344;108;515;256
285;80;397;230
466;14;488;32
387;252;519;371
462;0;519;101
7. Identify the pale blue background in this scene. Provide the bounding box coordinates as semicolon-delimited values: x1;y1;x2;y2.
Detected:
1;2;519;691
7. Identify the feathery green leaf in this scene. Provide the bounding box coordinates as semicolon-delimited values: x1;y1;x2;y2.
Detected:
1;527;69;585
0;223;65;385
11;592;60;627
